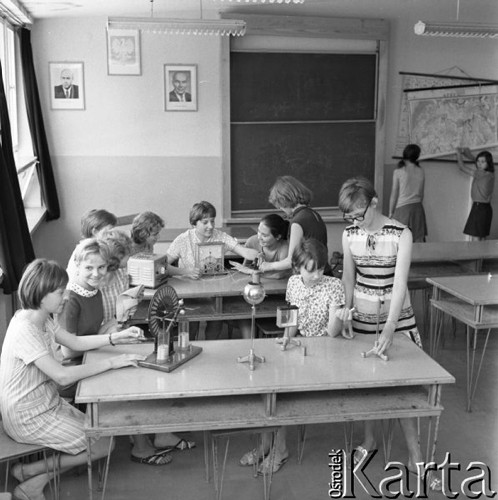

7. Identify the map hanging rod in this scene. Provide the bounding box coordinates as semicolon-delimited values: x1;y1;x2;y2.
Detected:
403;82;498;93
399;71;498;84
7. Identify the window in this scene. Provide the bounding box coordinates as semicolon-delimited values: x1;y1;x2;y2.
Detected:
0;18;44;231
0;22;18;148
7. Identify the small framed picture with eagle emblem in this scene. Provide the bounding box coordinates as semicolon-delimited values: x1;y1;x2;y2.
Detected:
107;28;141;76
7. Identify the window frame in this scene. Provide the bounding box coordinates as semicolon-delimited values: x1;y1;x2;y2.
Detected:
0;18;45;232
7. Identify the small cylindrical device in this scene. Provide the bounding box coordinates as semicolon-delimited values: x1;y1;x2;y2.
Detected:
178;311;189;350
156;328;169;362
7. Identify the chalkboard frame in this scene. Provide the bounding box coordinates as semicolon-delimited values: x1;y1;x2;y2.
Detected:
221;14;389;222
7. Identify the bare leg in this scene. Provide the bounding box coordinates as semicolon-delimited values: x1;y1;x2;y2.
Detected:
12;437;114;499
272;427;289;461
360;420;377;450
399;418;423;471
257;427;290;474
131;435;157;458
240;427;289;466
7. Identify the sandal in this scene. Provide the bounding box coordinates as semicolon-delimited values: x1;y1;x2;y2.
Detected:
239;448;266;467
130;449;173;466
353;444;376;467
156;438;196;453
172;438;196;451
257;454;289;475
408;469;442;492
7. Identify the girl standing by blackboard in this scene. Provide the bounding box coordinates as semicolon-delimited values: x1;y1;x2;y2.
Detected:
456;147;495;241
388;144;427;242
260;176;330;274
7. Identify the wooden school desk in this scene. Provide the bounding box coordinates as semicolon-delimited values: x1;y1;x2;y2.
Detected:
428;274;498;412
410;239;498;281
140;272;288;323
76;335;454;500
408;240;498;332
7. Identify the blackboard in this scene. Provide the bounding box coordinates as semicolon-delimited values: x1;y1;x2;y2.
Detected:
230;51;378;213
231;123;376;211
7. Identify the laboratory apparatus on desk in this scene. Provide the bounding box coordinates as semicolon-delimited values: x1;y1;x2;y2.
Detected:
138;283;202;373
237;271;267;370
275;304;303;352
128;252;168;288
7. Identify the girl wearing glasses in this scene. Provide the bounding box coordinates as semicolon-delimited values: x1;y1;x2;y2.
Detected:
338;177;441;491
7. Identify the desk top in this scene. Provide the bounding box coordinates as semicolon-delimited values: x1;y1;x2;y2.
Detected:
76;335;454;404
144;272;287;300
427;274;498;305
412;240;498;263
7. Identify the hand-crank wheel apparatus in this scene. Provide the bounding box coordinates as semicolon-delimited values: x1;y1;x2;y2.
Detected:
138;284;202;373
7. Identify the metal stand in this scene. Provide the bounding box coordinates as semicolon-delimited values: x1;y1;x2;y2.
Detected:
275;336;302;351
237;304;265;370
237;272;266;370
361;296;389;361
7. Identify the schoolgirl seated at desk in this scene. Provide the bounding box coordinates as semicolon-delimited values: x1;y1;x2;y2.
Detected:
166;201;259;339
166;201;259;279
230;214;291;339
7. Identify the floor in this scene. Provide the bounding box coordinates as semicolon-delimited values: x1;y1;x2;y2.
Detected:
2;300;498;500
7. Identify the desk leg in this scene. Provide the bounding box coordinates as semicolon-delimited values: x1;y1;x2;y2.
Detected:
425;384;442;464
342;422;354;465
381;420;395;464
425;415;441;465
429;301;444;357
99;436;114;500
86;436;93;500
466;327;492;412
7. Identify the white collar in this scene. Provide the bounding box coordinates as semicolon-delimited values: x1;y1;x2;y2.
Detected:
69;282;99;298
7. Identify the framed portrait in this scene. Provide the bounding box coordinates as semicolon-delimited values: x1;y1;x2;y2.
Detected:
107;28;141;76
196;242;226;276
164;64;197;111
49;62;85;110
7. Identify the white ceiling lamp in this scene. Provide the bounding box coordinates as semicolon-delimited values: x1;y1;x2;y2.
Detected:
108;17;246;36
414;21;498;39
415;0;498;39
217;0;305;3
108;0;246;37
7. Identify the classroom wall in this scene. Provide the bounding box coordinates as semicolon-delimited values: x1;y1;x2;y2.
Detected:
30;17;225;263
28;1;498;266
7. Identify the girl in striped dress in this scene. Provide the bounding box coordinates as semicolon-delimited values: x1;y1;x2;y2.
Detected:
0;259;145;500
338;177;441;492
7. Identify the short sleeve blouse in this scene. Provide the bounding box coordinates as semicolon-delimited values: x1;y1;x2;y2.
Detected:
167;228;238;269
285;275;344;337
